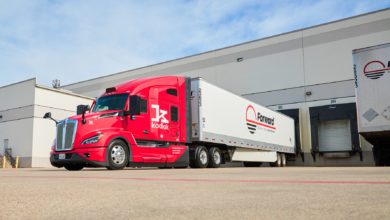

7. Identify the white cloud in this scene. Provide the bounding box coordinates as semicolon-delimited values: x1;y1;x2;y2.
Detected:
0;0;389;87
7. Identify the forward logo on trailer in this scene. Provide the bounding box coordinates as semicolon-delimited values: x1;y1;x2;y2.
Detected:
364;60;390;79
245;105;275;134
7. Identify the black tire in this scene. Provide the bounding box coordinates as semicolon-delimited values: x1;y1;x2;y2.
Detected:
207;147;221;168
106;140;129;170
193;146;209;168
64;165;83;171
243;162;262;167
269;153;281;167
281;154;287;167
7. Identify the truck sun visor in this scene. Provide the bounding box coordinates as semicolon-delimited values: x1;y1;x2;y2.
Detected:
106;87;116;92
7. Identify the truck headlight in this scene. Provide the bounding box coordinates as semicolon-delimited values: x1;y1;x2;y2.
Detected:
81;134;104;145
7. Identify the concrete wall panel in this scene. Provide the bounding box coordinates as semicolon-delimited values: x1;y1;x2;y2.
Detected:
0;118;34;167
303;28;390;86
216;47;305;95
0;78;36;111
151;52;215;71
243;87;306;106
35;87;94;112
215;31;302;57
304;80;355;102
0;105;35;123
31;118;56;167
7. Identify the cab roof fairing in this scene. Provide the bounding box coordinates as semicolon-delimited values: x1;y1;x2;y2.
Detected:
98;76;180;99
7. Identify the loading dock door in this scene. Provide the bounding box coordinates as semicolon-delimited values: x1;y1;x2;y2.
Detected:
309;103;360;162
318;120;352;152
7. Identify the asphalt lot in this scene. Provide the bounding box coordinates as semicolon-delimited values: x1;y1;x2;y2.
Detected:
1;167;390;220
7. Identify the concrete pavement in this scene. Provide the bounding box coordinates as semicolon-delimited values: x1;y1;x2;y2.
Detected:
1;167;390;219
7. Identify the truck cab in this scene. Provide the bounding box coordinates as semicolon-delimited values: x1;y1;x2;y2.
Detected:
48;76;192;170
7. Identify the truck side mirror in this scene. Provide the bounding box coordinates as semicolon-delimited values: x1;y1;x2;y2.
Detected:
81;105;90;124
77;105;84;115
43;112;51;118
43;112;58;125
83;105;91;112
128;95;141;115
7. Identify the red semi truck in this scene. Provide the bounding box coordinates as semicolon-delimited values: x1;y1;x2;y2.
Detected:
45;76;296;171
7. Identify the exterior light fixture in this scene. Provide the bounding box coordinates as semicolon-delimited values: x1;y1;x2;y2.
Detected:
237;57;243;62
306;91;312;95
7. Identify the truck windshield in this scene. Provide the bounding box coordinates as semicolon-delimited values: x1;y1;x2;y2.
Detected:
93;94;129;112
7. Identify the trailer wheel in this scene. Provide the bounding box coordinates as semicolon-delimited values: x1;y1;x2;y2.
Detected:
270;153;281;167
281;154;287;167
243;162;262;167
64;165;83;171
207;147;221;168
193;146;209;168
106;140;129;170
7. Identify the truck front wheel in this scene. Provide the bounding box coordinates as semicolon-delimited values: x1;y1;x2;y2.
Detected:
207;147;221;168
106;140;129;170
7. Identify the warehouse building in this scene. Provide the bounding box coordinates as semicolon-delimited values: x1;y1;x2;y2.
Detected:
1;8;389;167
61;8;390;167
0;78;94;167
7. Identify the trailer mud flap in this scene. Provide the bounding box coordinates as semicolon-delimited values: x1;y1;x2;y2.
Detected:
309;103;361;162
277;108;303;162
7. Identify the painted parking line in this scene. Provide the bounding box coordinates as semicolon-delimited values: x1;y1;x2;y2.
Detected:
1;176;390;184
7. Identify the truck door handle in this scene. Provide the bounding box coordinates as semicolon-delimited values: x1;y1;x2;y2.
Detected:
176;132;179;136
144;130;149;134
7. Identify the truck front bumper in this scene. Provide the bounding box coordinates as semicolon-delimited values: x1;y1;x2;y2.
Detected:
50;147;108;168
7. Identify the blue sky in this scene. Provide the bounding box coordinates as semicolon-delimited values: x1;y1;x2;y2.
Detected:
1;0;390;87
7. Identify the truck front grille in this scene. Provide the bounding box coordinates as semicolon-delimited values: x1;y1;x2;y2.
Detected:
56;119;78;151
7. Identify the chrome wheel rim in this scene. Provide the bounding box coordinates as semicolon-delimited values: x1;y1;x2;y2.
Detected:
200;150;207;164
213;151;220;164
111;145;125;165
282;155;286;165
277;155;281;166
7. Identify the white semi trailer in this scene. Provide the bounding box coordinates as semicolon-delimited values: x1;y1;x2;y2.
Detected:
190;78;296;167
353;43;390;166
